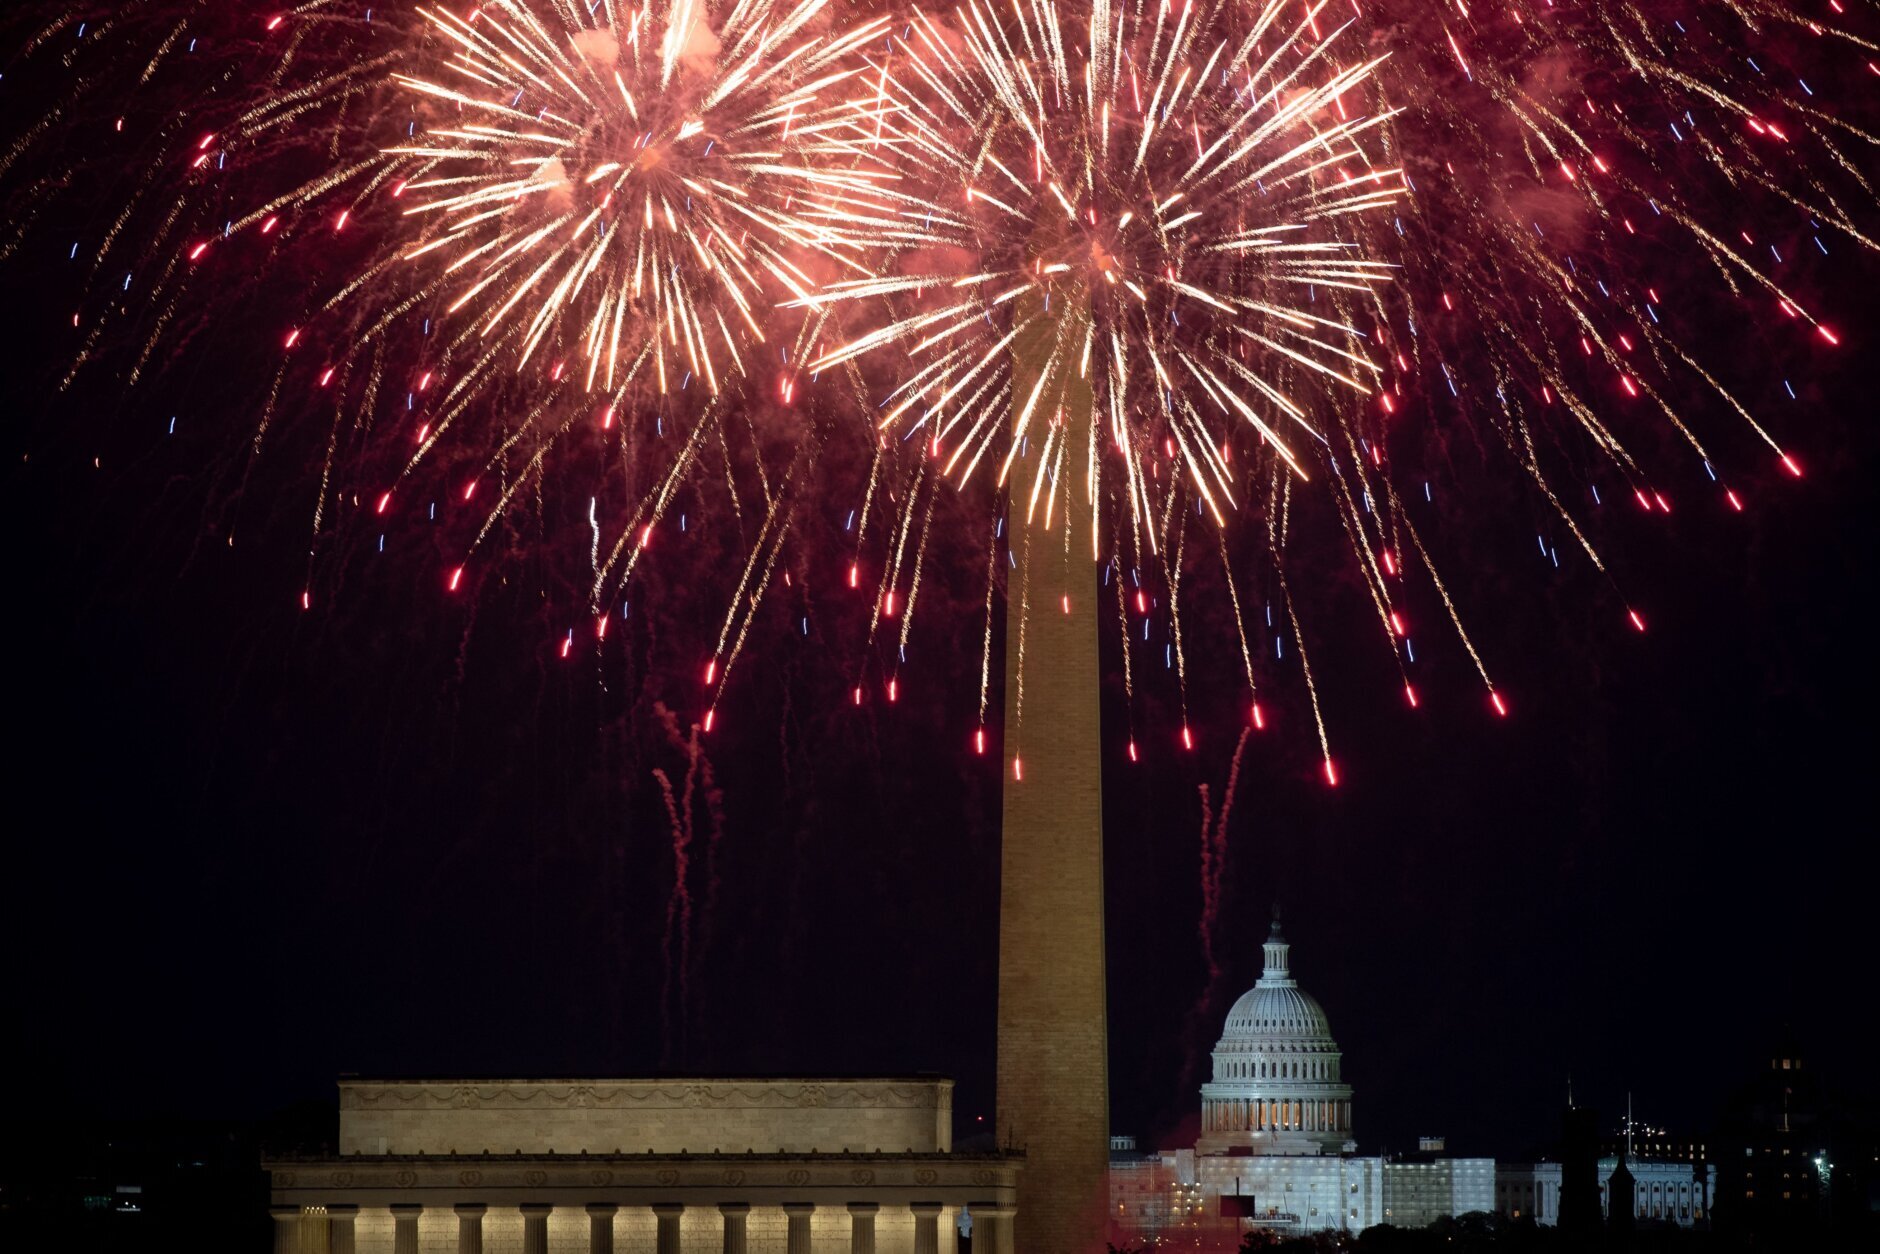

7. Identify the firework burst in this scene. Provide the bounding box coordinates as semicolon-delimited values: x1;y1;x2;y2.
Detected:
1320;0;1879;728
789;0;1414;760
390;0;890;398
804;0;1404;545
367;0;895;666
2;0;899;689
790;0;1878;769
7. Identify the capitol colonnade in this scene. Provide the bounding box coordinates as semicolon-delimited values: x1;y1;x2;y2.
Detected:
1202;1097;1353;1134
268;1079;1017;1254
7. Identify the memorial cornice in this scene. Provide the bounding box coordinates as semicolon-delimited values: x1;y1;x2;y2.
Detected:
266;1150;1021;1205
339;1078;951;1112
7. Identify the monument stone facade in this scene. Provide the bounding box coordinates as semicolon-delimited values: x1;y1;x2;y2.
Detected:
995;285;1111;1254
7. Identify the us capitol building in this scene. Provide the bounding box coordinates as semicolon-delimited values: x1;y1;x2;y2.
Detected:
1109;916;1494;1244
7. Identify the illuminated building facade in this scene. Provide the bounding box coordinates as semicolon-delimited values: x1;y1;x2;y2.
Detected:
1110;917;1493;1246
1197;916;1354;1157
1494;1158;1715;1229
1498;1099;1714;1230
266;1077;1019;1253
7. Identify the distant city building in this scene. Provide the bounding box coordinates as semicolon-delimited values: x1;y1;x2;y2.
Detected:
1556;1101;1601;1238
1714;1040;1877;1240
1493;1161;1558;1226
1110;915;1493;1246
1498;1098;1715;1230
266;1077;1018;1253
1490;1046;1879;1242
1608;1154;1637;1237
1495;1158;1715;1229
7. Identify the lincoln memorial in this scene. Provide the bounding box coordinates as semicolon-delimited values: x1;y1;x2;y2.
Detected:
265;1077;1020;1253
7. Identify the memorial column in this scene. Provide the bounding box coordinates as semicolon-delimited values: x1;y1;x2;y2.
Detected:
782;1202;815;1254
391;1203;423;1254
910;1202;943;1254
718;1202;750;1254
327;1203;359;1254
586;1202;618;1254
846;1202;878;1254
970;1203;1015;1254
652;1202;684;1254
520;1203;551;1254
271;1205;299;1254
454;1202;487;1254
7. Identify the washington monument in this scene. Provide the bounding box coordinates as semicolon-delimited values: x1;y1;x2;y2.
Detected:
996;287;1110;1253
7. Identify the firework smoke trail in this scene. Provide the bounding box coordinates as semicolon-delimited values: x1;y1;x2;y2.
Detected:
1195;724;1250;991
1177;722;1251;1091
649;753;691;1066
650;699;725;1065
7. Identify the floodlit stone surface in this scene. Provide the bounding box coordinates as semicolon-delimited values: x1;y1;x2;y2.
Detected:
271;1076;1017;1253
996;288;1111;1254
337;1078;953;1158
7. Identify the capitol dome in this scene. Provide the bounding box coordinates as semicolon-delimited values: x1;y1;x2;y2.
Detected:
1220;978;1335;1040
1198;912;1356;1156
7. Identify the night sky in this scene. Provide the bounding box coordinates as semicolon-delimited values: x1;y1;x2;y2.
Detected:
5;3;1876;1171
10;312;1873;1162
